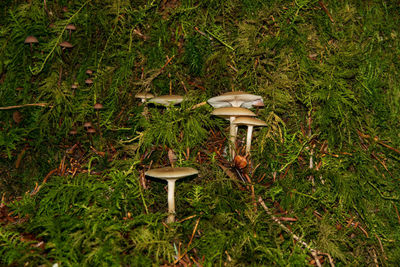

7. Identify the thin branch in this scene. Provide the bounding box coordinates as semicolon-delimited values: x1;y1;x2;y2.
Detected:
0;103;51;110
258;196;335;267
318;1;334;23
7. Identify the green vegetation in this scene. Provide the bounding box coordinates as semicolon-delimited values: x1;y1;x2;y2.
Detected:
1;0;400;265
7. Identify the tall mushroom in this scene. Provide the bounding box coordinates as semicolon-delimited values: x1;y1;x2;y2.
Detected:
145;167;198;223
211;107;256;159
232;117;267;155
208;91;263;108
66;24;76;40
24;35;39;55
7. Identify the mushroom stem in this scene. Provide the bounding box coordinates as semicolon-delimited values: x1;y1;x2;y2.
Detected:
96;111;101;135
231;100;244;107
246;125;254;155
229;116;237;159
167;179;177;223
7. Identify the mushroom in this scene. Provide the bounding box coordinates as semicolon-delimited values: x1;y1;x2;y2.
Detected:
83;121;93;129
86;69;93;76
145;167;198;223
86;127;96;145
85;78;93;86
66;24;76;40
149;95;183;106
24;35;39;54
208;91;263;108
71;83;78;90
211;107;256;159
69;128;78;136
135;92;154;103
59;41;73;49
232;117;267;155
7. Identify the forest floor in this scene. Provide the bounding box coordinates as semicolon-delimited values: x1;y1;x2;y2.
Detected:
1;0;400;266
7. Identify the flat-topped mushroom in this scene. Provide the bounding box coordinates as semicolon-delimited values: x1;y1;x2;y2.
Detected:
233;117;267;155
145;167;198;223
59;41;73;49
66;24;76;39
208;91;263;108
24;36;39;54
212;107;256;158
149;95;183;106
135;92;154;103
24;35;39;44
85;79;93;86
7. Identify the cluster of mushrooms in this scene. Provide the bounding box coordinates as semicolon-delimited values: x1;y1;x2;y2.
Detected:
139;91;266;223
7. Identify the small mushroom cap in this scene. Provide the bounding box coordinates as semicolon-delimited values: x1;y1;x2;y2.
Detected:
71;83;78;89
85;78;93;85
69;129;78;135
83;121;93;128
86;69;93;75
24;36;39;44
208;91;263;108
232;117;267;127
211;107;256;119
87;128;96;133
149;95;183;106
94;103;103;110
66;24;76;31
135;92;154;100
145;167;198;180
59;41;73;48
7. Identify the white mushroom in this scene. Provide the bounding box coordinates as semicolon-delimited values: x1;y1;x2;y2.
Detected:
145;167;198;223
148;95;183;106
135;92;154;103
211;107;256;159
232;117;267;155
208;91;263;108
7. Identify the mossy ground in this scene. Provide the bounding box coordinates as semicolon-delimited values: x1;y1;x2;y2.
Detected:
1;0;400;266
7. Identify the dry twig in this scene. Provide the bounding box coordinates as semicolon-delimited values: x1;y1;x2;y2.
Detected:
0;103;51;110
258;196;334;267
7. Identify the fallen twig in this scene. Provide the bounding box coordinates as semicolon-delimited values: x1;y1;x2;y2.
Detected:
173;217;201;265
357;130;400;155
375;233;387;261
30;168;58;196
135;55;175;89
258;196;334;267
318;1;334;23
0;103;51;110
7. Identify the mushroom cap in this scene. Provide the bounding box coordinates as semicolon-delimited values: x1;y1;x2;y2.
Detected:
135;92;154;100
71;83;78;89
59;41;73;48
149;95;183;106
232;117;267;127
94;103;103;110
86;69;93;75
24;36;39;44
66;24;76;31
69;129;78;135
145;167;198;180
208;91;263;108
83;121;93;128
87;128;96;133
85;78;93;85
211;107;256;119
